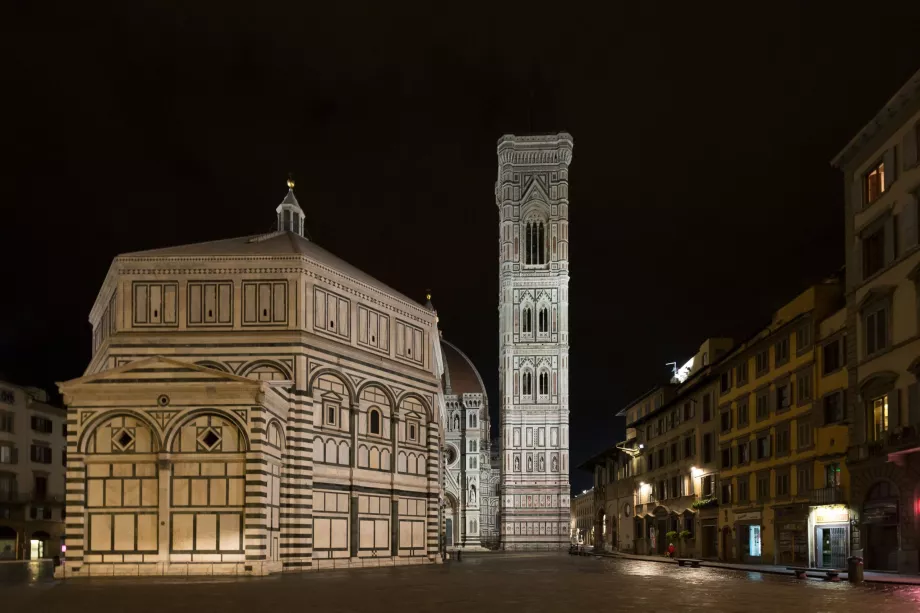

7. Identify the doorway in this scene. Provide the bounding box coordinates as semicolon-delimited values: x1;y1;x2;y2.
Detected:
445;518;453;547
815;525;847;569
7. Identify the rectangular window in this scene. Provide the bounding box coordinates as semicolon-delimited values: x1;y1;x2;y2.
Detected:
756;435;771;460
863;227;885;279
683;436;692;459
702;394;712;422
737;441;750;465
34;475;47;499
721;447;732;470
408;422;418;442
670;442;678;464
721;483;732;505
30;416;53;434
325;404;337;426
871;395;889;440
738;479;749;503
0;444;12;464
796;371;812;405
720;409;732;433
737;397;750;428
757;474;770;501
797;465;812;495
720;371;732;394
735;361;749;387
0;411;12;433
775;426;790;455
823;339;842;374
865;306;888;356
865;159;886;204
683;402;694;421
702;475;714;498
702;433;712;464
755;350;769;376
774;337;790;367
776;382;792;412
776;472;790;497
30;445;52;464
797;419;812;450
670;476;679;499
756;391;769;421
796;325;812;354
657;448;664;468
823;392;844;424
825;462;842;487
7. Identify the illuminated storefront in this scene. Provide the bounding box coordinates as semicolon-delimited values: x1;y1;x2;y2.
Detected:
808;505;849;569
735;511;762;563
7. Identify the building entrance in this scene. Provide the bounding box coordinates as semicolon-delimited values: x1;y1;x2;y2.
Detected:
816;525;847;569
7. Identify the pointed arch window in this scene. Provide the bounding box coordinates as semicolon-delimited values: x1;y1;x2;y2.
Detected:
538;307;548;334
539;371;549;396
453;414;461;431
522;307;533;333
369;408;381;435
525;221;546;265
522;371;533;396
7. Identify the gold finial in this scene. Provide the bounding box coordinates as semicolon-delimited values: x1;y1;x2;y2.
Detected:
287;174;295;189
426;291;432;301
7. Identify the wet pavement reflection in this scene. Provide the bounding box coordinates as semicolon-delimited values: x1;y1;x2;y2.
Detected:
2;553;920;612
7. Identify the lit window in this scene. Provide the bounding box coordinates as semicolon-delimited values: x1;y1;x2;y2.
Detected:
871;395;888;440
865;160;885;203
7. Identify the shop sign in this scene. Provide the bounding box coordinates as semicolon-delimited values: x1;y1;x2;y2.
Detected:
736;511;762;522
863;503;897;524
814;506;849;524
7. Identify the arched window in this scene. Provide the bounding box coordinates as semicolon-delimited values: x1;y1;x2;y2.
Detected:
538;308;548;333
524;221;546;265
539;371;549;396
369;408;381;435
469;412;478;428
522;307;533;333
522;372;532;396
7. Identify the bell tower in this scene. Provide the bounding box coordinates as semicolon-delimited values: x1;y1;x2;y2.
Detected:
496;133;573;550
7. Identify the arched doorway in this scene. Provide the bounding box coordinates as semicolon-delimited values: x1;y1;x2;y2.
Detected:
443;493;459;547
863;481;899;571
0;526;16;560
30;531;49;560
595;508;607;551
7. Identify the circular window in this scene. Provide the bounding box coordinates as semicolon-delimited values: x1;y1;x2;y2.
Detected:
623;502;632;517
445;446;458;465
157;394;170;407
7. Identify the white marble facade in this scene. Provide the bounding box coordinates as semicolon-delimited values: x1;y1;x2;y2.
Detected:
439;340;498;550
57;183;444;576
497;134;573;550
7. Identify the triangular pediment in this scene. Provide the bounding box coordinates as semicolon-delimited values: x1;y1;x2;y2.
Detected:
521;177;549;205
59;355;262;390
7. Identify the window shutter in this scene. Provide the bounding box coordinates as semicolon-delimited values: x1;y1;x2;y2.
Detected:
889;389;901;429
908;383;920;426
884;216;897;265
903;129;918;170
884;148;896;190
11;447;17;464
903;194;919;250
852;174;864;211
854;237;863;282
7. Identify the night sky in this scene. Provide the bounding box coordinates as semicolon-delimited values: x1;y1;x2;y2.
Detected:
4;3;920;493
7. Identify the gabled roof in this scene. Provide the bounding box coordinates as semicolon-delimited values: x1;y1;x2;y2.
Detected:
120;231;422;307
58;355;262;391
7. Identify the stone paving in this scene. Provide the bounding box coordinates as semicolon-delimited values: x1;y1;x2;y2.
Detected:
3;553;920;612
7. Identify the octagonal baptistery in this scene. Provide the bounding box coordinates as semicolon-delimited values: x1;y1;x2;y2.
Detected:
57;184;444;577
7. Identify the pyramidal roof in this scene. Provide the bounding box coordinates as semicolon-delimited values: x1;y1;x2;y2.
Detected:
121;231;422;308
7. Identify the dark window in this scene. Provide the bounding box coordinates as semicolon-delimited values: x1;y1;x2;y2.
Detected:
797;420;813;450
863;227;885;278
670;442;678;464
755;350;769;376
721;447;732;469
796;326;812;353
735;361;749;386
34;475;47;499
30;445;51;464
797;465;812;494
720;410;732;433
776;427;790;455
776;472;790;497
702;394;712;422
522;307;532;333
683;402;694;421
522;372;532;396
721;483;732;505
757;474;770;501
756;435;771;460
539;372;549;395
61;449;67;466
670;476;679;499
774;337;790;367
865;306;888;356
702;475;714;497
823;339;842;374
756;392;770;421
369;409;381;435
408;423;417;441
43;507;52;520
738;479;749;503
796;371;812;404
683;436;692;459
30;416;53;434
824;392;844;424
776;383;791;412
737;398;750;428
737;442;750;465
702;433;713;464
720;371;732;394
538;308;548;333
0;411;12;433
657;448;664;468
525;221;546;265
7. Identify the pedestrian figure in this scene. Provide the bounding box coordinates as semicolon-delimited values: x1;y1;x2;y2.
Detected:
667;543;676;559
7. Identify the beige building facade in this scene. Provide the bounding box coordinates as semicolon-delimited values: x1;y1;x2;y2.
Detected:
0;382;67;560
833;67;920;574
570;488;594;545
57;183;444;577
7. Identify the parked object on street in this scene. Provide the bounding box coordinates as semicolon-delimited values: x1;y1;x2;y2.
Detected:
786;566;841;581
677;558;701;568
848;557;864;584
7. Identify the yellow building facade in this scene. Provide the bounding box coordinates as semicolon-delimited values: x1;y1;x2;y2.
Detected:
715;282;843;565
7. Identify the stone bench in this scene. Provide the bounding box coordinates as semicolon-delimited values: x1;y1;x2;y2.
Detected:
677;558;701;568
787;566;841;581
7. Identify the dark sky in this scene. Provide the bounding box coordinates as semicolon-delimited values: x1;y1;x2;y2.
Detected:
4;3;920;493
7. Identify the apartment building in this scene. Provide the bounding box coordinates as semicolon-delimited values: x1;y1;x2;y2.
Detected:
0;381;67;560
715;283;843;565
832;67;920;574
571;488;595;545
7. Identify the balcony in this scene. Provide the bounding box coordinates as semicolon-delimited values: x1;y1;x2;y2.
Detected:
848;425;920;464
811;486;846;505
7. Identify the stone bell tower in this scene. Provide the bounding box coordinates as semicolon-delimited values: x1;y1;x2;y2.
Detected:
496;133;573;550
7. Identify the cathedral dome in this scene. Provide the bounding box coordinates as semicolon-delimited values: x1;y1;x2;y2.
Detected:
440;339;486;398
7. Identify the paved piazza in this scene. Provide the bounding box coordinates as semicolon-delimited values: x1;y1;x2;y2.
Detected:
3;554;920;612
